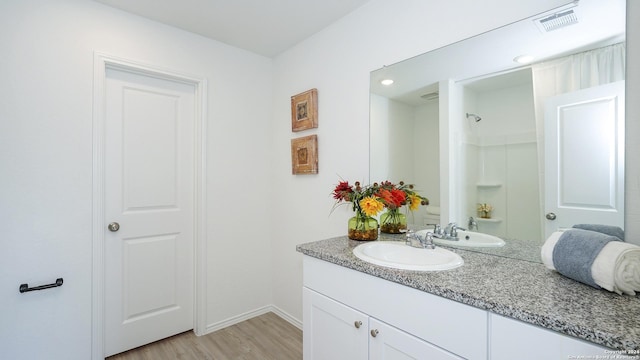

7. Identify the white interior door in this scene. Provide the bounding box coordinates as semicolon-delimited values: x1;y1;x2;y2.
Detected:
104;67;195;357
544;81;624;239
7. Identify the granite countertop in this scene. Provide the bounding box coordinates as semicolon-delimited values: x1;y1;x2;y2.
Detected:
463;235;544;263
296;234;640;351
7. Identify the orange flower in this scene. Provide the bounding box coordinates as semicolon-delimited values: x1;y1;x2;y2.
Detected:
375;189;394;206
390;189;406;207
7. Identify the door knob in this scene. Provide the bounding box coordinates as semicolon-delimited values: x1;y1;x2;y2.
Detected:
108;222;120;232
546;213;557;220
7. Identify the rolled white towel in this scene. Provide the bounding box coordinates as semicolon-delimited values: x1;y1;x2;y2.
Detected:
542;231;640;295
541;231;563;271
593;241;640;295
591;241;621;293
610;242;640;295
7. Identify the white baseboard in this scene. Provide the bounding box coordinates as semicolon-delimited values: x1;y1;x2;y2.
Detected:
204;305;271;334
204;304;302;334
270;305;303;330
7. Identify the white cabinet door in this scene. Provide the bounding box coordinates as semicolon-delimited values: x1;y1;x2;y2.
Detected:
304;288;369;360
490;314;609;360
304;288;464;360
369;318;463;360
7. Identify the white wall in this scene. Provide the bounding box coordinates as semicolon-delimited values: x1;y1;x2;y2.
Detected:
387;101;415;182
470;81;541;242
370;94;391;181
271;0;574;324
461;85;480;225
0;1;273;359
414;101;440;221
370;95;439;225
369;94;415;184
626;0;640;242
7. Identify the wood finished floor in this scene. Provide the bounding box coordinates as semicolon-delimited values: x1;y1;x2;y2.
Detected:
106;312;302;360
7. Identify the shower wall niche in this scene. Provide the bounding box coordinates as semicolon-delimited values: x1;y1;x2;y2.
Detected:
460;69;542;243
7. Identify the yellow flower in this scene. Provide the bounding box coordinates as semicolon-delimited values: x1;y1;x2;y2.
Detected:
408;194;421;211
359;196;384;217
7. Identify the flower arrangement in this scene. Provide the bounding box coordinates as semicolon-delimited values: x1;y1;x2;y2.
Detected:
477;203;493;218
332;180;429;239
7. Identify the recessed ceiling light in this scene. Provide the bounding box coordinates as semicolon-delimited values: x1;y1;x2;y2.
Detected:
380;79;394;86
513;55;534;64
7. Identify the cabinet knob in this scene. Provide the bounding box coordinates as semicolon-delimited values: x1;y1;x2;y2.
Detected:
370;329;379;337
354;320;362;329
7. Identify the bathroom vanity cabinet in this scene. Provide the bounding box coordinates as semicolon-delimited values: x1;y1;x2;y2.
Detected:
304;288;464;359
302;255;610;360
303;255;486;359
489;314;607;360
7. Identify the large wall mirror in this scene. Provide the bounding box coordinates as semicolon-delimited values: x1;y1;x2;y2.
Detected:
369;0;626;262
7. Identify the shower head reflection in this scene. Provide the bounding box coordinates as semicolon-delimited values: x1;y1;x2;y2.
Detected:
466;113;482;122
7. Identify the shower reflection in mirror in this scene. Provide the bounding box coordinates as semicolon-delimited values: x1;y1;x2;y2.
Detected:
370;45;625;250
456;43;625;244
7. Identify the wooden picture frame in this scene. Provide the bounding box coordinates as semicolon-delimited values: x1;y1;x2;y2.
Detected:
291;88;318;132
291;135;318;174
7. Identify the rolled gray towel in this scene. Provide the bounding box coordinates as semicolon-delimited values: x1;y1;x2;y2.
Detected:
572;224;624;240
552;229;621;288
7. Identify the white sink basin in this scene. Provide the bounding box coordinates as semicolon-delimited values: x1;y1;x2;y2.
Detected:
352;241;463;271
417;229;505;248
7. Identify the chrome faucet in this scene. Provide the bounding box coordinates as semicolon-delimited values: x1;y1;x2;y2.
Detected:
406;230;436;249
437;222;465;241
444;222;462;238
430;223;443;236
468;216;479;231
417;223;466;243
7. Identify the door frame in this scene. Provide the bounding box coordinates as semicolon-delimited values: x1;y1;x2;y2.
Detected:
91;52;208;359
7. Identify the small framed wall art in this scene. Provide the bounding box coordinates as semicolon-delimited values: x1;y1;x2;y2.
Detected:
291;135;318;175
291;88;318;132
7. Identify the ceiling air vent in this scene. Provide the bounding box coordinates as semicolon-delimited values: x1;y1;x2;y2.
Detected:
420;92;439;101
534;9;579;32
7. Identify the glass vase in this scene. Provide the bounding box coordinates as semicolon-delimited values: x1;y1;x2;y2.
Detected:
348;213;379;241
380;209;407;234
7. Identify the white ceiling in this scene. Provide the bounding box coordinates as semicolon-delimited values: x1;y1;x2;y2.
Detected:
94;0;372;57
